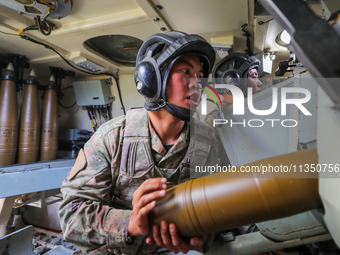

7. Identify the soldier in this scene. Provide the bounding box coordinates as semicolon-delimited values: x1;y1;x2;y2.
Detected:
204;53;262;127
59;31;218;255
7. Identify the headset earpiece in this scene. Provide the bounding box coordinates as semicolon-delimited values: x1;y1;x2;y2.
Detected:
213;53;260;95
222;70;241;86
215;69;246;94
134;56;162;103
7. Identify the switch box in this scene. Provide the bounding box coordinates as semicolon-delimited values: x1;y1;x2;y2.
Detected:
72;79;115;106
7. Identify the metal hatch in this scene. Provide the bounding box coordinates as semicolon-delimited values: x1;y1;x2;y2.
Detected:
83;34;143;67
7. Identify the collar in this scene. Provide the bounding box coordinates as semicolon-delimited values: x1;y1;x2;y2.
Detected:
149;121;189;157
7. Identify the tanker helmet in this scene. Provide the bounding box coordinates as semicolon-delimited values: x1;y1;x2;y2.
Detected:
134;31;216;121
212;53;260;95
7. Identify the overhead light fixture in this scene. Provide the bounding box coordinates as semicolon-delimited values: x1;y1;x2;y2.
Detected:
75;59;105;72
69;52;108;72
275;30;291;48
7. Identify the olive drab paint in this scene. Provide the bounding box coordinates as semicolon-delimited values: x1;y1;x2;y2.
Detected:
40;75;59;161
18;69;40;164
0;63;19;166
149;148;322;238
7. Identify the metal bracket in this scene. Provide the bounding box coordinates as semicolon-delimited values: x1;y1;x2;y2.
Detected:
0;225;35;255
259;0;340;112
0;53;30;92
49;66;75;100
206;232;332;255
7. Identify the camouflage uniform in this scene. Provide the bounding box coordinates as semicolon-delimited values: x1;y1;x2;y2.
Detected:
59;108;218;255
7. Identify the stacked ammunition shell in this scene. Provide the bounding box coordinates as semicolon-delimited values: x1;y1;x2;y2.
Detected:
18;70;40;164
0;63;18;166
40;75;58;161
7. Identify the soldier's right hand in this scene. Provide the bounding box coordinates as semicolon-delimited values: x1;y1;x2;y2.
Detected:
128;177;167;236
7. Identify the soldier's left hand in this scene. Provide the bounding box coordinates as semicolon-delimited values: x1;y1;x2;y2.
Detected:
146;220;205;254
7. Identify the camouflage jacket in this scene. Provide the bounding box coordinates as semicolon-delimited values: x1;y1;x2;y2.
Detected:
59;108;218;255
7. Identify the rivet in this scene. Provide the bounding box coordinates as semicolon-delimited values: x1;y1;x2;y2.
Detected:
156;5;163;11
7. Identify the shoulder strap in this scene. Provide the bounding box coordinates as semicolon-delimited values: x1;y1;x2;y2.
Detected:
120;108;151;175
183;118;213;167
124;108;149;137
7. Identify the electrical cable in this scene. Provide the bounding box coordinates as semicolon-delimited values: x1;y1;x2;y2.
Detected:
58;100;77;108
61;86;73;91
99;106;105;124
241;24;252;56
109;71;126;115
86;106;96;132
107;104;112;120
36;16;51;36
99;105;104;122
96;106;102;126
23;25;38;32
0;31;18;36
101;105;108;122
19;33;126;115
91;106;99;128
89;106;98;129
207;98;224;125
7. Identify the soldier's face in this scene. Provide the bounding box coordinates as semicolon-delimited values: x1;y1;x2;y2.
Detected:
248;68;262;94
166;55;203;110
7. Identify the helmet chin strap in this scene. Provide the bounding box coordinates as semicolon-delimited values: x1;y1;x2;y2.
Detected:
164;102;194;122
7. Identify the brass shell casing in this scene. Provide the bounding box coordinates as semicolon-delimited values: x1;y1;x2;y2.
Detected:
0;78;18;166
18;82;40;164
40;88;58;161
149;148;323;238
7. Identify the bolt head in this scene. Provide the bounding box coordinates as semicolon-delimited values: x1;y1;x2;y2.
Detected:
156;5;163;11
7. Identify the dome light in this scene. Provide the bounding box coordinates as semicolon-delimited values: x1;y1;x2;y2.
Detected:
275;30;291;48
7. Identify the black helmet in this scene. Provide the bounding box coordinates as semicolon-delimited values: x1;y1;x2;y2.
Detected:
134;31;216;122
212;53;260;95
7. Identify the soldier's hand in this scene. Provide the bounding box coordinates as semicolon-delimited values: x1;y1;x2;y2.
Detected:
128;177;167;236
146;221;205;254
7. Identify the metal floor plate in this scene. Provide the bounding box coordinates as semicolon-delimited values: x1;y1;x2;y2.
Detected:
0;225;34;255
